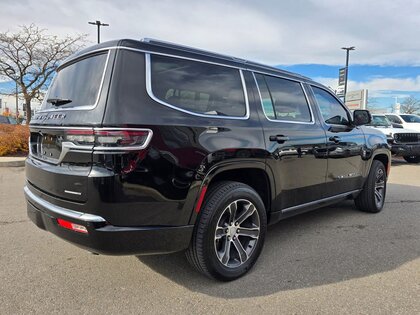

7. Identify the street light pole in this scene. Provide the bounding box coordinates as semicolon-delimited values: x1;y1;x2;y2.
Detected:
341;46;355;103
88;20;109;44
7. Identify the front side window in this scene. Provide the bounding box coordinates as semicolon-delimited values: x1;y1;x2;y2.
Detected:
150;55;246;117
43;52;108;110
312;86;350;125
254;73;311;122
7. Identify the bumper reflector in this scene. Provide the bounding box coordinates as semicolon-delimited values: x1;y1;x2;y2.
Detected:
57;218;88;234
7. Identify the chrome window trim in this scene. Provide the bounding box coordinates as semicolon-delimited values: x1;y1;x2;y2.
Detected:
145;53;250;120
252;72;315;125
38;51;111;113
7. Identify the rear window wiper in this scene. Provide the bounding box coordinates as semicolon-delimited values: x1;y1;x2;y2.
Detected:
47;98;73;106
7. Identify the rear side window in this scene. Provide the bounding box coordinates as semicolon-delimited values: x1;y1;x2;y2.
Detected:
254;73;311;122
149;55;247;117
42;52;108;110
312;86;350;125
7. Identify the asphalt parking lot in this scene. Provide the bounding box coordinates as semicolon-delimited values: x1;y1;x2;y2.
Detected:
0;159;419;314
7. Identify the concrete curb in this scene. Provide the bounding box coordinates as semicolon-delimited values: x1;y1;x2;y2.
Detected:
0;157;26;167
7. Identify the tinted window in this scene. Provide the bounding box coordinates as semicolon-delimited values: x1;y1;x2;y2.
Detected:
254;74;276;119
312;87;350;125
400;114;420;123
42;53;108;109
386;115;402;124
255;74;311;122
369;115;391;127
150;55;246;117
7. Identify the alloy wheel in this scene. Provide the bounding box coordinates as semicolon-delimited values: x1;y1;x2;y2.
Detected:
374;168;385;208
214;199;260;268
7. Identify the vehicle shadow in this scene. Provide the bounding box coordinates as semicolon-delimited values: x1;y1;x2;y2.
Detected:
137;183;420;298
391;157;413;167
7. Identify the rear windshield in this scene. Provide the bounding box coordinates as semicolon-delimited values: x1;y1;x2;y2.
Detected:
42;52;108;110
150;55;247;117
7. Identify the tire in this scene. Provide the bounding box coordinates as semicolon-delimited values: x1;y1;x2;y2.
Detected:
186;181;267;281
403;155;420;163
354;160;387;213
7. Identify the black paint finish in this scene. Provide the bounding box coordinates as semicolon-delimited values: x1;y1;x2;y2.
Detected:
25;39;391;255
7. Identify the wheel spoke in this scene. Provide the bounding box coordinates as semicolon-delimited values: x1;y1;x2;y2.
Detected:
375;190;382;203
232;238;248;263
237;227;259;239
236;203;256;225
220;239;231;265
228;201;238;224
215;227;226;240
375;181;385;189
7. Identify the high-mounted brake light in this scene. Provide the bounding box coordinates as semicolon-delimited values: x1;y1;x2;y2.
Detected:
57;218;88;234
64;128;153;150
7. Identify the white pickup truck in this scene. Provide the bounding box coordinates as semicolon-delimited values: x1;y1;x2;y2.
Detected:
367;114;420;163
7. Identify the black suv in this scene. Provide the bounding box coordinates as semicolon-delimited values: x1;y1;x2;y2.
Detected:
25;39;390;281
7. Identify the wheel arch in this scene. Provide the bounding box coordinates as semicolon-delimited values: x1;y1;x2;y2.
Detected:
368;149;391;177
189;162;275;224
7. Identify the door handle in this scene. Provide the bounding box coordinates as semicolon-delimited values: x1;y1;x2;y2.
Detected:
269;135;289;143
329;136;341;143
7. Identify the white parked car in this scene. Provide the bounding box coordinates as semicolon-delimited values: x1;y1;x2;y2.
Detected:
367;114;420;163
385;114;420;132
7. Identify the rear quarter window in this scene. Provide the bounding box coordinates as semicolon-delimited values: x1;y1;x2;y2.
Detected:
149;54;247;117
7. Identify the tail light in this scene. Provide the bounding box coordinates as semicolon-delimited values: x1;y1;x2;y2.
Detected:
64;128;153;150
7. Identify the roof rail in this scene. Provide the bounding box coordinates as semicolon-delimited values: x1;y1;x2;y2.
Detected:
141;38;311;81
141;38;248;63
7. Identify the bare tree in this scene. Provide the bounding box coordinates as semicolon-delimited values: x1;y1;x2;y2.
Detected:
401;96;420;114
0;24;86;123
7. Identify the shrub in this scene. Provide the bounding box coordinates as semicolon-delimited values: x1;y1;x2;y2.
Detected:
0;124;30;156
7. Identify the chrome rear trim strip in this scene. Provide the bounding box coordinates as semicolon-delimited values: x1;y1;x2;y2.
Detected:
24;186;106;223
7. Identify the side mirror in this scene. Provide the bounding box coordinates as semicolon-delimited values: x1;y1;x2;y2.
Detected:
353;110;371;126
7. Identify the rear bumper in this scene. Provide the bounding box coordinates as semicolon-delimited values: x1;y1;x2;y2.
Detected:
391;143;420;156
24;186;194;255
